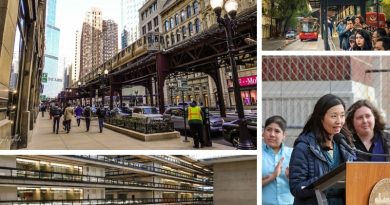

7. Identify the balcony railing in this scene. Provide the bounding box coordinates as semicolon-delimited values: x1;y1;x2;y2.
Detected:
0;197;213;205
153;155;213;175
69;155;211;184
0;167;211;193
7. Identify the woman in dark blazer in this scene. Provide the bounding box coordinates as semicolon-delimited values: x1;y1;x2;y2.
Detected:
289;94;356;205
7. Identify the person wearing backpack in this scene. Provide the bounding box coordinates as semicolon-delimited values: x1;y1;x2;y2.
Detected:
96;105;106;133
50;103;62;134
83;104;92;132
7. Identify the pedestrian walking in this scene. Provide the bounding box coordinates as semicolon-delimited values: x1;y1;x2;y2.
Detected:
74;105;83;126
187;101;205;148
40;103;46;117
50;103;62;134
63;103;74;133
83;104;92;132
96;105;105;133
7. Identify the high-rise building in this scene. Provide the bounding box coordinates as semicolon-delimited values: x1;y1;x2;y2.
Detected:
80;8;103;79
73;30;81;83
42;0;63;98
102;20;118;62
121;0;147;49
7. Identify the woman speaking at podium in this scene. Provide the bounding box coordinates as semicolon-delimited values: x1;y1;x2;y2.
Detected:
346;99;390;161
289;94;356;205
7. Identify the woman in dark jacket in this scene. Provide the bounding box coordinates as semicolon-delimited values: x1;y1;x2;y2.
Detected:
289;94;356;205
346;99;390;161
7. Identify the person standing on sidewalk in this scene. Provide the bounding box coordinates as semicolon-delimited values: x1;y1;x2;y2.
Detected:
96;105;105;133
74;105;83;127
63;103;74;133
50;103;62;134
83;104;92;132
187;101;205;148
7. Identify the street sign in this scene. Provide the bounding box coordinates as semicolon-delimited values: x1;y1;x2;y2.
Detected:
177;79;189;91
41;73;48;83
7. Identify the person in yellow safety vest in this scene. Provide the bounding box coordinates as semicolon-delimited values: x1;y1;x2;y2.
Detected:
187;100;205;148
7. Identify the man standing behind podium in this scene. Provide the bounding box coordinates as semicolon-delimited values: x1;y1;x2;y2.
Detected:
346;100;390;161
289;94;356;205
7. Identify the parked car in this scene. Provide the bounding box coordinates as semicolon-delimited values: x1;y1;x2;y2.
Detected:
162;107;224;134
285;30;296;39
110;107;131;118
222;117;257;148
132;106;163;122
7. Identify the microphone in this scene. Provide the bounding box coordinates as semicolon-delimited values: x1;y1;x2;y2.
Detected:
333;133;390;158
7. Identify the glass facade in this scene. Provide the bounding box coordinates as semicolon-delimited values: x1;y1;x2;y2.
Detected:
42;0;62;98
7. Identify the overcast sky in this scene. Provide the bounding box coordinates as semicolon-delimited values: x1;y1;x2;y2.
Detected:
56;0;121;68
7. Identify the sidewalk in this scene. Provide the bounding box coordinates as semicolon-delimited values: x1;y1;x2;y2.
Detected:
262;37;298;50
25;114;235;150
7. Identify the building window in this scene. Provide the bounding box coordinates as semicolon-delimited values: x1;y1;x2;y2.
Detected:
187;5;192;18
193;1;199;14
170;17;175;29
175;14;179;26
142;26;146;35
182;26;187;39
153;17;159;27
147;21;152;31
171;33;175;44
188;22;193;36
166;35;170;47
165;20;170;31
195;18;201;33
176;29;180;42
181;10;186;22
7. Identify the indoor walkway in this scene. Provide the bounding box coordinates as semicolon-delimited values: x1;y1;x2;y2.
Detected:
25;113;234;150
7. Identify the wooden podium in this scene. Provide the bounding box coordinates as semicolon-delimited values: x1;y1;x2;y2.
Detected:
307;162;390;205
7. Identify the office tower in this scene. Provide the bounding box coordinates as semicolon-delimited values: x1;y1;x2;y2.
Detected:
80;8;103;78
42;0;63;98
121;0;147;49
103;20;118;62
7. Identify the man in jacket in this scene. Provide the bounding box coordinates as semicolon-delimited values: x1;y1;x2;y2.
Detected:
63;103;74;133
96;105;106;133
339;17;355;50
83;104;92;132
187;101;205;148
50;103;62;134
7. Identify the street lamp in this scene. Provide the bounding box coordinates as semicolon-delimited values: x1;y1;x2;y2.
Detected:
211;0;255;149
134;90;138;106
169;82;175;105
98;69;108;106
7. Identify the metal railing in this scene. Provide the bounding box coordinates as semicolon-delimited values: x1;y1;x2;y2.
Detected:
152;155;213;176
0;197;213;205
71;155;211;184
0;167;210;193
105;117;174;134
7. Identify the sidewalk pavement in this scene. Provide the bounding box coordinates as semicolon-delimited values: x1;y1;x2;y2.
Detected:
25;114;235;150
262;37;298;50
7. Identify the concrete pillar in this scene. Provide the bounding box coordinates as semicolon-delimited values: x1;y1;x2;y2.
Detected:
213;160;256;205
0;0;20;149
17;8;39;148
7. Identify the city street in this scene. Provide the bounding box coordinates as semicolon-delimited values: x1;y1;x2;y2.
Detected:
25;113;234;150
